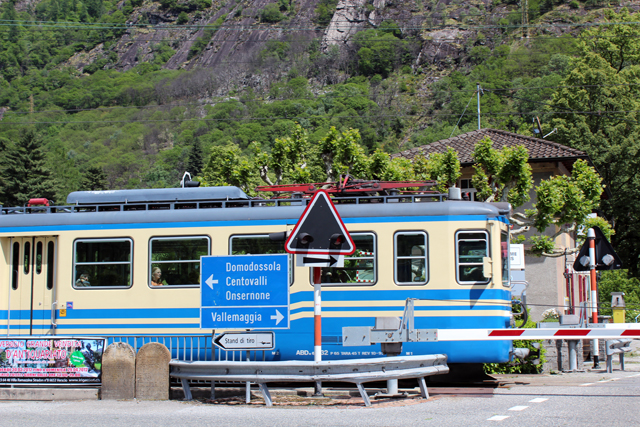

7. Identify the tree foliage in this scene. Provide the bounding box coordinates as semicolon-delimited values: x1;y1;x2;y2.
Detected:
471;136;532;206
1;130;56;206
549;8;640;274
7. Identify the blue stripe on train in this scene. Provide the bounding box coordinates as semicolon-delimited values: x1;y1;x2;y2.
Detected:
0;289;511;320
0;316;511;363
0;215;504;233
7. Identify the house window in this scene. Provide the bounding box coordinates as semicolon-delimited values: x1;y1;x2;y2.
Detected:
394;232;428;285
149;236;210;287
459;179;477;201
313;233;376;285
456;231;490;284
74;239;132;288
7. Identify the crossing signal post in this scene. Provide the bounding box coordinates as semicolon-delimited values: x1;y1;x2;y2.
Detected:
285;190;354;368
572;226;622;369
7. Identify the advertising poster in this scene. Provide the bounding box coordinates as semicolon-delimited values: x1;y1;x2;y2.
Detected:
0;337;105;384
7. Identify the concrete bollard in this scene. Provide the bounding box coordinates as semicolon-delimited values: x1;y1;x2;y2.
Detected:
135;343;171;400
101;342;136;400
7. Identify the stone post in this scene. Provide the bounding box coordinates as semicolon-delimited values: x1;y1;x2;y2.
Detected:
102;342;136;400
135;342;171;400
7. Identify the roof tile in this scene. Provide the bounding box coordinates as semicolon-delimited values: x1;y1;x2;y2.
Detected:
393;128;587;165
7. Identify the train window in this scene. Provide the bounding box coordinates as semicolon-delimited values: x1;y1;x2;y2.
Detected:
312;233;376;286
501;232;509;287
36;241;43;275
230;234;293;284
456;231;490;284
73;239;133;288
394;232;428;285
24;241;31;274
149;236;210;287
12;242;19;290
46;241;55;290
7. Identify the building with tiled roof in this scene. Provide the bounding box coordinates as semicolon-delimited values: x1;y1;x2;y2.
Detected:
394;128;588;167
394;129;593;324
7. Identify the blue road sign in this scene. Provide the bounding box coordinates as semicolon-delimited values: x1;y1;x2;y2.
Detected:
200;254;289;329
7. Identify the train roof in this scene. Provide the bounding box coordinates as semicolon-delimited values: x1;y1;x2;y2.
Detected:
66;186;250;204
0;186;511;230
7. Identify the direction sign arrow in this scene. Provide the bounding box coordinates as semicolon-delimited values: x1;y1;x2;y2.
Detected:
304;255;338;265
213;332;275;350
297;254;345;268
205;274;218;290
270;309;284;325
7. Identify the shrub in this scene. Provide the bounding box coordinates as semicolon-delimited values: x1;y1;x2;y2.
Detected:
177;12;189;24
260;3;283;23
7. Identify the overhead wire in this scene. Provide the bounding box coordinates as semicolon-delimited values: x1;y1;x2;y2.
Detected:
2;83;639;117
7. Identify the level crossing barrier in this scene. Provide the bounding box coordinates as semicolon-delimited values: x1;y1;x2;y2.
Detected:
605;339;633;373
170;354;448;406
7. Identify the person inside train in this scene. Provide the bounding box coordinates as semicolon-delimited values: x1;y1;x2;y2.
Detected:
75;272;91;287
151;267;168;286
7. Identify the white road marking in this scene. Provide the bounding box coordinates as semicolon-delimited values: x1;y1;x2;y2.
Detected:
487;415;510;421
580;383;594;386
630;373;640;377
508;406;529;411
528;398;548;403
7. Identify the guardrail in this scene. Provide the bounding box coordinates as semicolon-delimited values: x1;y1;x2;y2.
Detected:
170;354;448;407
605;339;633;373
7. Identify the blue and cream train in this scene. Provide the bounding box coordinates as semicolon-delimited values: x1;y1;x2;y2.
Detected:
0;186;514;363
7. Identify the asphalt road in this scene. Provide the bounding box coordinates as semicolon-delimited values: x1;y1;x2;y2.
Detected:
1;359;639;426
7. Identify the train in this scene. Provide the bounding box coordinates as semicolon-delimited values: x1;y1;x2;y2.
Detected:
0;182;514;363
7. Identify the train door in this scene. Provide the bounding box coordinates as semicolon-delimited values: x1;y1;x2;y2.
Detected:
7;237;57;336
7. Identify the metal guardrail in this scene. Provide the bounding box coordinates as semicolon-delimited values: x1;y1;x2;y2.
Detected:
170;354;449;407
605;339;633;373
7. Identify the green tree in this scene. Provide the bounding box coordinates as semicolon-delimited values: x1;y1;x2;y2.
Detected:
81;166;108;191
471;136;532;206
1;130;56;206
549;8;640;275
186;138;204;176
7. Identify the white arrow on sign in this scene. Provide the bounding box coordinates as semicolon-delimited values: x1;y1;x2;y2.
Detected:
296;254;344;268
205;274;218;290
214;332;275;350
270;309;284;325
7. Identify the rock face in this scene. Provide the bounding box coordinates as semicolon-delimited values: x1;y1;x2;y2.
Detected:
321;0;368;51
135;343;171;400
101;342;136;400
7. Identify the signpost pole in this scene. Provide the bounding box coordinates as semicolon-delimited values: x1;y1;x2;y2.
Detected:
588;228;600;368
313;266;323;396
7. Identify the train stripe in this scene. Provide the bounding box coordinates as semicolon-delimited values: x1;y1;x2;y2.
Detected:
0;215;502;233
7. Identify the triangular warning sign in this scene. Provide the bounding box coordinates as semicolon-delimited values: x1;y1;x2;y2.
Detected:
573;226;623;271
285;190;355;255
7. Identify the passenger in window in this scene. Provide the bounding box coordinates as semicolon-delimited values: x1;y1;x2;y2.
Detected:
75;272;91;287
151;267;168;286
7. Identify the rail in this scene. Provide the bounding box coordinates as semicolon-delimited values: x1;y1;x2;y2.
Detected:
170;354;449;407
0;193;446;215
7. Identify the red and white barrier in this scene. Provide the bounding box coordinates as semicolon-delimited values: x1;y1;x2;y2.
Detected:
436;324;640;341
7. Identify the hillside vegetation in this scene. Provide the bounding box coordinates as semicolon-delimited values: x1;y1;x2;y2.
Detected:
1;0;640;275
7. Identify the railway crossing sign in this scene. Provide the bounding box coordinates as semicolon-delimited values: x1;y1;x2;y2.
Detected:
200;254;290;329
285;190;355;257
213;331;275;350
573;226;622;271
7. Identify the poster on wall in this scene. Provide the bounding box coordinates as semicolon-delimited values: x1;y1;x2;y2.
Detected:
0;337;105;384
